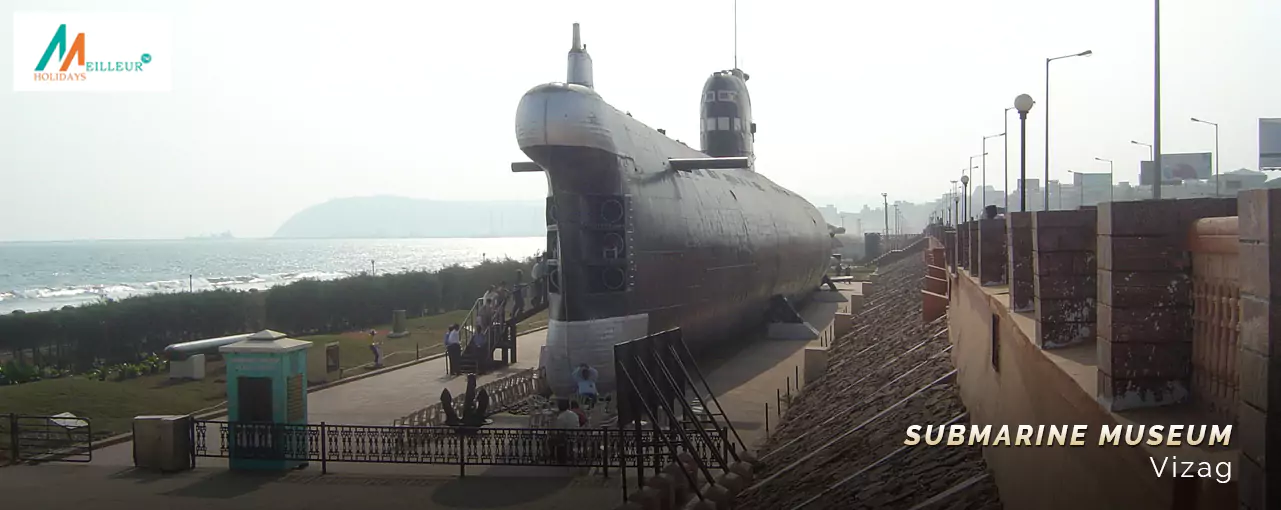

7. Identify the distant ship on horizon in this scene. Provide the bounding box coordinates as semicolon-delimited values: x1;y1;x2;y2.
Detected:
184;231;235;240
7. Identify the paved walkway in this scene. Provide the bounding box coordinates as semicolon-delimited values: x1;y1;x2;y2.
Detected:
699;282;861;451
90;329;550;466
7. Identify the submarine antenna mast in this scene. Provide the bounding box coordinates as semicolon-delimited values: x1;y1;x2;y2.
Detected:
567;23;594;89
733;0;738;69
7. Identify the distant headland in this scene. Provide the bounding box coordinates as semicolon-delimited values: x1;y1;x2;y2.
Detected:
273;196;546;239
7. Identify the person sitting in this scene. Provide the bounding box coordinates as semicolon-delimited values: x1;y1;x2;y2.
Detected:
550;399;579;463
572;363;598;408
555;399;580;429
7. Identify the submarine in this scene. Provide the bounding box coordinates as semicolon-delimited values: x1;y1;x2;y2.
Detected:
514;23;832;397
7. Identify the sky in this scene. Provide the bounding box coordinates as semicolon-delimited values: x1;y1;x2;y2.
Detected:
1;0;1279;241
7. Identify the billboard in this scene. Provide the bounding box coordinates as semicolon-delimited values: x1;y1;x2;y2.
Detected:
1261;119;1281;170
1139;153;1212;185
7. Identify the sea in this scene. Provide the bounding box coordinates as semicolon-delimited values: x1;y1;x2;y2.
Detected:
0;237;544;314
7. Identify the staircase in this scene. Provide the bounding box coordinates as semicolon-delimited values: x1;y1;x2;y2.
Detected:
455;288;549;376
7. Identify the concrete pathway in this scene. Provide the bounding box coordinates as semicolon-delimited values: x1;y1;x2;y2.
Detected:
90;329;550;466
699;282;861;451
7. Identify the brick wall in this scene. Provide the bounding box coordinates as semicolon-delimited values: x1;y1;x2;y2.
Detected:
1007;212;1034;312
1235;189;1281;510
1032;209;1097;350
1096;198;1236;412
978;218;1007;286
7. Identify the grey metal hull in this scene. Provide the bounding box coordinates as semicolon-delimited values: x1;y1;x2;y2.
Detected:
516;83;830;396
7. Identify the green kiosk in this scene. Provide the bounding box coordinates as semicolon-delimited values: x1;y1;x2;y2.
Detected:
219;330;311;471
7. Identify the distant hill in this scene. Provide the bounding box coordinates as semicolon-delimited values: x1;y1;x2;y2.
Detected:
274;196;546;238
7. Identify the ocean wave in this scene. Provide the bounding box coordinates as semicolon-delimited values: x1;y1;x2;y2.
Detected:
1;270;359;314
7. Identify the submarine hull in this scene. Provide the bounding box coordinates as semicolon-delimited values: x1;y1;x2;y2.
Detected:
516;83;830;397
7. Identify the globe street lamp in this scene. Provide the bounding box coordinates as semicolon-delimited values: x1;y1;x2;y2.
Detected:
1191;117;1220;196
1014;94;1036;212
1094;157;1114;201
960;174;970;223
982;134;1005;212
1046;49;1093;211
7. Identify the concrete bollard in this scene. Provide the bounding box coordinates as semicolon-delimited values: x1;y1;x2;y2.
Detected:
388;310;410;338
648;474;676;510
698;484;733;508
715;472;745;496
848;294;865;312
664;462;692;502
728;461;754;482
737;449;759;466
861;282;875;297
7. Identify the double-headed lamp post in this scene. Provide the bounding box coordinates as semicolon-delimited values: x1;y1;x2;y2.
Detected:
1014;94;1036;212
1191;117;1220;196
982;134;1004;212
1046;49;1093;211
1131;140;1154;185
1094;157;1114;201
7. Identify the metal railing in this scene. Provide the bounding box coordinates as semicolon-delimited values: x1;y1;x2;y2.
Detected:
1189;217;1241;424
193;420;727;475
393;368;542;426
1;413;93;464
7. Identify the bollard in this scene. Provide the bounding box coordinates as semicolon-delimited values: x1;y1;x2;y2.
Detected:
764;403;769;437
794;365;800;391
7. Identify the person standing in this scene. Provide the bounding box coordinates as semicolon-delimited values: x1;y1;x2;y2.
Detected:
511;269;526;318
530;254;546;307
444;324;461;375
573;363;598;408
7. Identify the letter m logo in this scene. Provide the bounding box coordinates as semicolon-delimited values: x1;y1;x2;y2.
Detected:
35;24;85;72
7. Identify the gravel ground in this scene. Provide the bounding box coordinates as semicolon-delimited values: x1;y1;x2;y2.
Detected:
736;254;1003;510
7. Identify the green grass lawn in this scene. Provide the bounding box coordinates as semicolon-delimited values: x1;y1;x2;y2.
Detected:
0;308;550;440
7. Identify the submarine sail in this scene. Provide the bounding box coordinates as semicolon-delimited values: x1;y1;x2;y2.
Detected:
514;24;830;398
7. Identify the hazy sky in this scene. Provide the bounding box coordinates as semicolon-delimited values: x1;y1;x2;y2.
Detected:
2;0;1279;241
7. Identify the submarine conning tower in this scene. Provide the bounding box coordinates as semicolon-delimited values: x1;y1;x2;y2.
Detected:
567;23;594;89
700;68;755;159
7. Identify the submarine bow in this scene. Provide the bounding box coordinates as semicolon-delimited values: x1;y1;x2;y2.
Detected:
515;23;831;398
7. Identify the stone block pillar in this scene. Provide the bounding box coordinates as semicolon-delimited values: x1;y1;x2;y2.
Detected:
1007;212;1034;312
978;218;1007;286
1032;209;1097;350
1236;189;1281;510
968;221;980;272
958;222;970;270
1096;198;1236;412
944;228;957;272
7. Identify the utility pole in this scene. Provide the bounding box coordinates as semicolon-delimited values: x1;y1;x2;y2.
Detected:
881;193;889;241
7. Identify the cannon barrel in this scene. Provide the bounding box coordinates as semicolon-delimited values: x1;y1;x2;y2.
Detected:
162;333;254;361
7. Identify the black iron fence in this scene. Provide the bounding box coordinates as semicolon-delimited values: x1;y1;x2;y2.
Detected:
1;413;93;464
193;420;727;475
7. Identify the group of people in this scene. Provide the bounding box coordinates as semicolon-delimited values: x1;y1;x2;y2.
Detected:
553;363;599;427
443;257;554;377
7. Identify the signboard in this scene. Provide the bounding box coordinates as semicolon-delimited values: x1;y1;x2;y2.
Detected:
1139;153;1213;185
1261;119;1281;170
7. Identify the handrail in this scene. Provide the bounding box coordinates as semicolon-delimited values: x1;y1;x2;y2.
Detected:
393;368;542;427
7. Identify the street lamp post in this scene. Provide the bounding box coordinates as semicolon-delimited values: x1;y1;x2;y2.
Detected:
950;180;958;226
968;155;984;219
881;193;889;239
1132;140;1154;185
982;135;1004;212
1095;157;1114;201
1014;94;1036;212
1191;117;1220;196
1153;0;1162;199
1004;107;1014;213
960;175;970;225
1045;49;1094;211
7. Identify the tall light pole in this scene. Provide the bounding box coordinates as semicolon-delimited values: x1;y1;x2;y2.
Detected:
1191;117;1220;196
1045;49;1094;211
882;192;889;239
1153;0;1162;199
982;135;1003;211
968;155;984;219
950;180;958;226
1004;107;1014;212
1095;157;1114;201
960;175;970;223
1132;140;1154;185
1014;94;1036;212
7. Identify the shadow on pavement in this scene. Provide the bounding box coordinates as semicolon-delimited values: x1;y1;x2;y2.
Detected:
164;470;286;499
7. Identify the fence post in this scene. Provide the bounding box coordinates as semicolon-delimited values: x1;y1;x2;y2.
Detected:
458;434;466;477
8;413;18;464
321;422;328;475
602;428;609;479
765;403;770;438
